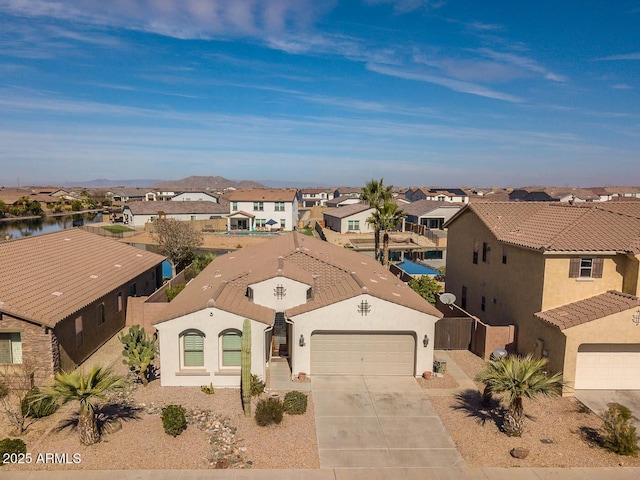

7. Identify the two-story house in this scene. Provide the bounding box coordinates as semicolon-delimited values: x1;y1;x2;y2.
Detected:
298;188;333;207
406;188;469;204
444;201;640;392
227;189;298;231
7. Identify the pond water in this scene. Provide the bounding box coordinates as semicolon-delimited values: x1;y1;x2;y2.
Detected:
0;212;104;240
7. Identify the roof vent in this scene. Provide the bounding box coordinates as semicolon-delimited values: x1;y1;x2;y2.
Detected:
89;275;99;279
52;292;63;296
114;264;122;268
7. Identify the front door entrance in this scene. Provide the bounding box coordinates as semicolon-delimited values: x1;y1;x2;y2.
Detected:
272;312;288;357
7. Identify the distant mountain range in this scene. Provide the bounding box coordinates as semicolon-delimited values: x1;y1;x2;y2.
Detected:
67;176;328;190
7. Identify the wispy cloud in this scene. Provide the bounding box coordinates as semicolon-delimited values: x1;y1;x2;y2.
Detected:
597;52;640;61
0;0;333;40
363;0;446;14
476;48;568;82
366;63;524;102
612;83;633;90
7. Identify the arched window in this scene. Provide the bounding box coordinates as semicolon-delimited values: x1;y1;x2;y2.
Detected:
220;330;242;368
180;330;205;368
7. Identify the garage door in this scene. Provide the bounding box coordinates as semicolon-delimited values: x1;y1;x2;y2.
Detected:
310;332;415;375
575;344;640;389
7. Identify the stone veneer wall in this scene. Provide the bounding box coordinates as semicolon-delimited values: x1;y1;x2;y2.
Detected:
0;314;56;386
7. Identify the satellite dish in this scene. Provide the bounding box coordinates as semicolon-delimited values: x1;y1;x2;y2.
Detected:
440;293;456;305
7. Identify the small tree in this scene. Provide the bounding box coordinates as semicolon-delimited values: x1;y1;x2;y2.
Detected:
367;201;406;268
191;252;216;277
0;360;37;435
34;366;125;445
71;200;83;211
475;354;564;437
408;275;442;305
119;325;157;386
153;218;203;277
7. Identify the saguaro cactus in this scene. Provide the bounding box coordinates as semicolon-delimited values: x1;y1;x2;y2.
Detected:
119;325;156;386
241;318;252;417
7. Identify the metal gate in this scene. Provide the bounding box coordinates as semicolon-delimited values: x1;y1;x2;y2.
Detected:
434;317;473;350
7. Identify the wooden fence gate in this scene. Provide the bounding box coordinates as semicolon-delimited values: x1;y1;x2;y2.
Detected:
434;317;473;350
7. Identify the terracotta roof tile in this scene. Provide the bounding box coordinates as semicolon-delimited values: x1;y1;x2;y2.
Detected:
449;202;640;253
323;203;372;219
535;291;640;330
153;232;441;326
227;189;297;202
0;229;165;326
124;201;228;215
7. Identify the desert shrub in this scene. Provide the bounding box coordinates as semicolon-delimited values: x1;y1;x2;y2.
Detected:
251;374;265;397
0;382;7;399
602;402;639;456
21;387;59;418
283;391;307;415
201;383;214;395
0;438;27;465
165;284;186;302
161;405;187;437
255;398;284;426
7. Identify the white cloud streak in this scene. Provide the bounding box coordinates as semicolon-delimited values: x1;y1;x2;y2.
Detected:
597;52;640;61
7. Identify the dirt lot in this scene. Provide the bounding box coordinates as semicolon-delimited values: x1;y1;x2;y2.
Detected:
428;350;640;467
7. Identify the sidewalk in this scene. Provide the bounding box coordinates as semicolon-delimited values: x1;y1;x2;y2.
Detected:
3;467;640;479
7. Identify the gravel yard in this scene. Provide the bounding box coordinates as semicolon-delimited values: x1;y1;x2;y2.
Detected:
429;350;640;467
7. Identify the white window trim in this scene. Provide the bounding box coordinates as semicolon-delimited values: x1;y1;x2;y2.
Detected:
179;330;207;371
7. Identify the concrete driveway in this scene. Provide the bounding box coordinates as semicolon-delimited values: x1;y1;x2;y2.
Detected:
575;390;640;431
312;376;464;469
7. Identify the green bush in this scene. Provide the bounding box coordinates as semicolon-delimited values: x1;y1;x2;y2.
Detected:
161;405;187;437
165;284;186;302
602;402;639;456
255;398;284;426
251;374;265;397
21;387;59;418
0;438;27;466
283;391;308;415
201;383;214;395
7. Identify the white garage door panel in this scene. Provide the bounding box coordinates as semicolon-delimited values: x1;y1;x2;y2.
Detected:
311;333;415;375
575;345;640;389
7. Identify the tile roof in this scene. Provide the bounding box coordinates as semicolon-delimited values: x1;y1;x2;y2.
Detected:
535;291;640;330
153;232;442;326
323;203;372;219
0;229;165;327
109;188;153;197
227;189;297;202
326;195;361;207
124;201;228;215
447;202;640;253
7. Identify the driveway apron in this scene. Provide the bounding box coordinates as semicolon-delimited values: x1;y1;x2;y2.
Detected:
312;375;464;469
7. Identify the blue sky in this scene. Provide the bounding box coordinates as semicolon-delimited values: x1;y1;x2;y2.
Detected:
1;0;639;188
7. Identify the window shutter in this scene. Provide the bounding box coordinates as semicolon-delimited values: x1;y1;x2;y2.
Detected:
222;333;242;367
569;258;580;278
592;258;604;278
183;334;204;367
0;336;11;364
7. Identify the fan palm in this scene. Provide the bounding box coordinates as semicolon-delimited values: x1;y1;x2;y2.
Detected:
367;201;406;268
361;178;393;261
475;354;565;437
35;366;125;445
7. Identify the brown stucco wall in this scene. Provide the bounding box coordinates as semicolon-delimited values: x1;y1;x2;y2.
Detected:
55;266;161;372
622;254;640;296
445;211;545;352
0;313;56;385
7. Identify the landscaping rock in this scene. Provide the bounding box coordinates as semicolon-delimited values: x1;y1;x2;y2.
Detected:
510;447;530;459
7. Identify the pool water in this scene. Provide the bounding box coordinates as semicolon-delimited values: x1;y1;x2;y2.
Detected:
396;259;439;275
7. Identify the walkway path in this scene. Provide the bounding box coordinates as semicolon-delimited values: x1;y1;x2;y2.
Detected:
425;350;478;397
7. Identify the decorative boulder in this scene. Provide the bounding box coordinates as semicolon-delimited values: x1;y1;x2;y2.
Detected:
510;447;530;459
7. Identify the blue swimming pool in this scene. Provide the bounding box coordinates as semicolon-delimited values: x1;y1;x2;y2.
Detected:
396;259;439;275
224;231;281;236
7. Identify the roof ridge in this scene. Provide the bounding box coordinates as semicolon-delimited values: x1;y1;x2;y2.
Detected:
541;204;593;248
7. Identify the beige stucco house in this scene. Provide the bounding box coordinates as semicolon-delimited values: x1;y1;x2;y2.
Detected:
153;232;442;387
323;203;375;233
444;201;640;392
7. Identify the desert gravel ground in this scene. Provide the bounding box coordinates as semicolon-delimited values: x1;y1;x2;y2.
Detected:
428;350;640;467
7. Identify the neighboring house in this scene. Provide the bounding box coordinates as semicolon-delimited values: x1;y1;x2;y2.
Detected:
153;232;442;387
227;189;298;231
332;187;362;199
509;187;600;203
298;188;333;207
156;191;177;201
122;201;228;228
444;201;640;392
401;200;463;230
170;191;219;203
323;203;375;233
108;188;156;203
406;188;469;204
0;229;164;385
326;195;363;208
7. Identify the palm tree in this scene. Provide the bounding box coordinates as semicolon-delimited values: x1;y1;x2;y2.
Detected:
361;178;393;261
475;354;564;437
367;201;406;268
36;366;125;445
